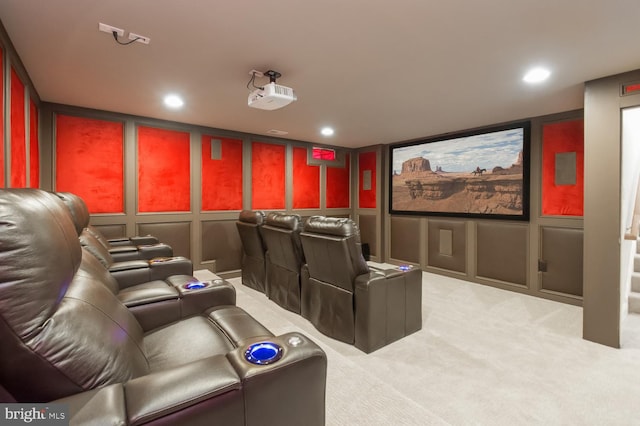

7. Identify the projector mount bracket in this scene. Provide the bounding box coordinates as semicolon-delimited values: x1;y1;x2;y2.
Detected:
264;70;282;83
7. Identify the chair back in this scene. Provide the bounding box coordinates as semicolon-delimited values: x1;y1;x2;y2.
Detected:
0;189;148;402
236;210;267;292
262;212;304;273
262;212;304;312
300;216;369;293
56;192;90;236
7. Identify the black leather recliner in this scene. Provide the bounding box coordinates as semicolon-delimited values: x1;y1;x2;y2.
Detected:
56;192;194;288
262;212;305;313
56;192;234;331
57;192;174;261
236;210;267;293
300;216;423;353
78;229;194;288
0;189;327;425
78;247;237;331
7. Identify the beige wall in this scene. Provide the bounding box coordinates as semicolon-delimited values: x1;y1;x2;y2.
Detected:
583;70;640;348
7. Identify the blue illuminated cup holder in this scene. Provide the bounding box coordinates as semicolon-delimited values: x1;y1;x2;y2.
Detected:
398;264;413;272
244;342;283;365
183;281;208;290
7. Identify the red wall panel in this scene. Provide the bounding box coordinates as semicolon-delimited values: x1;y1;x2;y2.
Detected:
0;47;4;187
293;147;320;209
138;126;191;212
10;68;26;188
201;136;243;211
326;153;350;208
29;99;39;188
542;119;584;216
56;114;124;213
251;142;285;209
358;151;377;208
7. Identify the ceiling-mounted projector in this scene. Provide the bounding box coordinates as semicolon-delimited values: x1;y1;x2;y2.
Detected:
248;82;297;110
247;69;297;110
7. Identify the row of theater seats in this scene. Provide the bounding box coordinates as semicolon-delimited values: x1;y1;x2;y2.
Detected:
56;192;235;330
0;189;327;426
236;210;423;353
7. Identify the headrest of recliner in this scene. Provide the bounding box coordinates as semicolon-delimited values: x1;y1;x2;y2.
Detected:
0;189;82;337
266;212;301;231
303;216;360;238
56;192;90;236
238;210;266;225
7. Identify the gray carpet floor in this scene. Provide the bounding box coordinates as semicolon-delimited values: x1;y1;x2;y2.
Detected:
196;269;640;425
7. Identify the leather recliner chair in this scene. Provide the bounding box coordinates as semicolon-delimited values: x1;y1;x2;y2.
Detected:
56;192;173;261
236;210;267;293
300;216;423;353
0;189;327;426
262;212;305;313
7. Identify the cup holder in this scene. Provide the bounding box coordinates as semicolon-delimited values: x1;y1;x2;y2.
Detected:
183;281;210;290
244;342;283;365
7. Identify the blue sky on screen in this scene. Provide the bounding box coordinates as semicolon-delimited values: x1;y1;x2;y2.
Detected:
392;128;523;174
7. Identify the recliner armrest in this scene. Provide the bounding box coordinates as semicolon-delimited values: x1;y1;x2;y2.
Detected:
109;243;174;262
118;284;179;307
108;259;149;272
128;235;161;246
55;384;127;425
108;235;161;246
56;356;244;426
109;245;141;262
353;268;423;353
109;260;151;288
136;243;173;260
125;355;242;425
109;258;193;289
176;279;237;317
362;265;421;281
105;237;131;246
373;269;404;279
227;332;327;426
149;256;193;280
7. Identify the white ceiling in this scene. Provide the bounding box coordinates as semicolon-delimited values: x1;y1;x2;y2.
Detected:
1;0;639;148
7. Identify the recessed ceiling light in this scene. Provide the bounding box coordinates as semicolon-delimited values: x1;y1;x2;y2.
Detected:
523;67;551;84
321;127;334;137
164;94;184;108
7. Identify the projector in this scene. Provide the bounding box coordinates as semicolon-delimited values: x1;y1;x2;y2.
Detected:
248;82;297;110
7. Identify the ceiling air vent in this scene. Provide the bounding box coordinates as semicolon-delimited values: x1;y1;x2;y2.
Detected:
267;129;289;136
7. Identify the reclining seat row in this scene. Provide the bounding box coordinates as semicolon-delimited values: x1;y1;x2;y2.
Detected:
235;210;422;353
57;192;174;261
236;210;306;314
0;189;326;425
56;192;236;331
